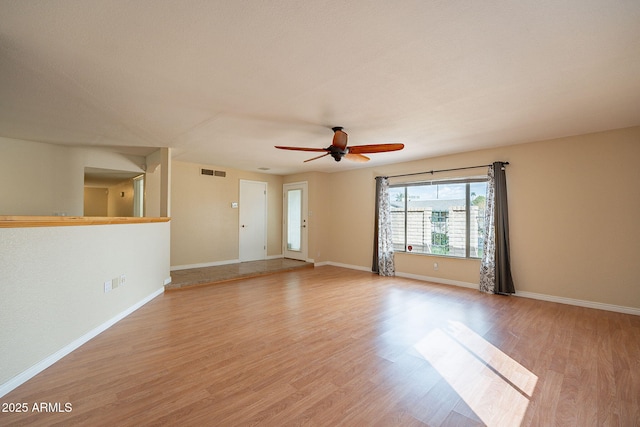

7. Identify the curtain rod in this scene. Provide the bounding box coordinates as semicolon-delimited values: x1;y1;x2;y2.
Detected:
377;161;509;179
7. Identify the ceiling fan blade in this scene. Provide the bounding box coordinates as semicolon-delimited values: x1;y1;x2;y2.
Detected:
347;143;404;154
344;153;370;163
275;146;329;152
331;129;348;151
304;152;331;163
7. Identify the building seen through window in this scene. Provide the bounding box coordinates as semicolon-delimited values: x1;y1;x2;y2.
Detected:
389;179;487;259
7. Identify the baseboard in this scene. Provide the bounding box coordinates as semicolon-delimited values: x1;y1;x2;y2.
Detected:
318;262;640;316
265;254;314;263
321;261;373;272
515;290;640;316
395;271;478;289
171;259;240;271
319;262;476;289
0;288;164;398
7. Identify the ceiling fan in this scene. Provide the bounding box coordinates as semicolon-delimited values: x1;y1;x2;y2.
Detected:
275;127;404;163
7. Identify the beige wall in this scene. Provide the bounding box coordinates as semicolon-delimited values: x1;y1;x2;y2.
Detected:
326;168;378;268
0;137;77;215
107;180;134;217
321;126;640;309
144;151;163;218
0;221;170;387
170;161;283;267
83;187;108;216
0;137;146;216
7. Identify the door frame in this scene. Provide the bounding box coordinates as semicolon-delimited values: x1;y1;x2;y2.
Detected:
239;179;267;262
283;181;308;261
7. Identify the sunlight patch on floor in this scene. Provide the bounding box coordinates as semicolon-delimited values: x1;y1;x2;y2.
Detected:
414;321;538;426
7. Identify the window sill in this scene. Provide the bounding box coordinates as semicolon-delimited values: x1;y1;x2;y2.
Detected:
394;251;481;261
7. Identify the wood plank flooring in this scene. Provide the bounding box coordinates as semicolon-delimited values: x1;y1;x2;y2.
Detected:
2;266;639;426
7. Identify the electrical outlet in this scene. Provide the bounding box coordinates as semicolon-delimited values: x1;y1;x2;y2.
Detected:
433;262;439;271
104;280;112;293
112;277;119;289
120;274;126;286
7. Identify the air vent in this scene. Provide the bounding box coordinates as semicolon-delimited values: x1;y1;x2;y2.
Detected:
201;168;226;177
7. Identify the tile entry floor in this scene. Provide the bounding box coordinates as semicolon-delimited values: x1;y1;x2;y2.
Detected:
166;258;314;291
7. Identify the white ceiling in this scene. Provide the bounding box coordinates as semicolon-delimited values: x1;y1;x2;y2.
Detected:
1;1;639;175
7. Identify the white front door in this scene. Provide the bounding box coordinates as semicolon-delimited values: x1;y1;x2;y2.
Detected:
239;180;267;262
283;182;308;261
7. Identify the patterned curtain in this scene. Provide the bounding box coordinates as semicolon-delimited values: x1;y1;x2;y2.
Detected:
479;165;496;293
373;176;395;276
480;162;515;294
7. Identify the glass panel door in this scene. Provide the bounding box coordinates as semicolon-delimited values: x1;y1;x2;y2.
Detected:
283;182;308;261
287;189;302;251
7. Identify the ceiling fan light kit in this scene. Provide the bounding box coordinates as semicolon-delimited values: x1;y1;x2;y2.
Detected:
275;127;404;163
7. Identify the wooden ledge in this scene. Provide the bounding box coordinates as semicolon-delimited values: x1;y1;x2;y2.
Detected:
0;216;170;228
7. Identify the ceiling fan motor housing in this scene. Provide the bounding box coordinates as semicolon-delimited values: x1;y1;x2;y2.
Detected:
328;145;347;161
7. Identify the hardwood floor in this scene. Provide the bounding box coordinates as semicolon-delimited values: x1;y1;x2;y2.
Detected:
2;266;639;426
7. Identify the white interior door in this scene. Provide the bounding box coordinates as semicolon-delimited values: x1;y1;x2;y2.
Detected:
239;180;267;262
283;182;308;261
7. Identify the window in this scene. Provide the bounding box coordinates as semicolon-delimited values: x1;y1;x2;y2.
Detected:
389;178;487;258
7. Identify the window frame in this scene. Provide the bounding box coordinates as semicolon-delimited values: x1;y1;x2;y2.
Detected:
390;177;488;259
